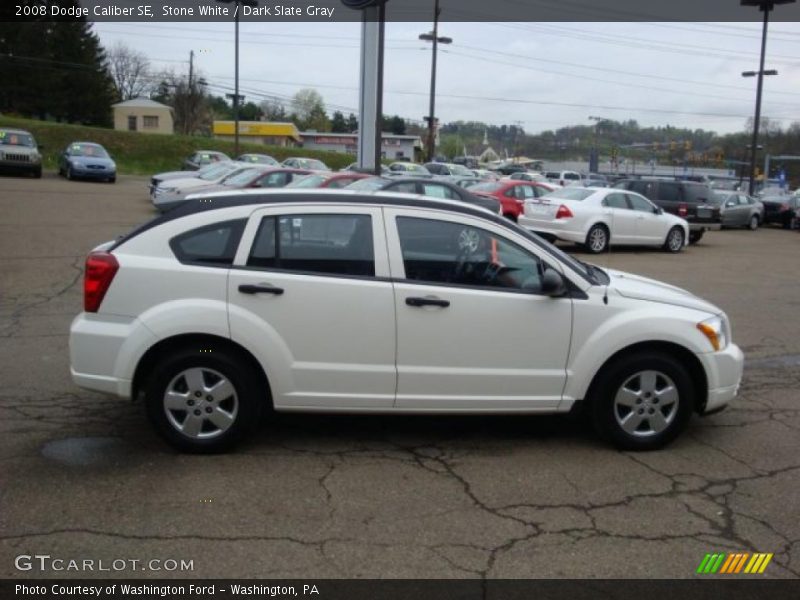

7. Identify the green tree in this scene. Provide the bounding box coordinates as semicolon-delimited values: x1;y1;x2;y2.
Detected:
331;110;348;133
0;10;115;126
346;113;359;133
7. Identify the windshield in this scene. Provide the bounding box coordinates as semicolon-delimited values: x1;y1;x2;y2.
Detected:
67;143;109;158
450;164;473;176
0;131;35;147
544;188;596;201
469;182;504;193
287;174;327;188
222;168;260;186
199;162;237;181
289;158;328;170
345;177;388;191
239;154;278;165
220;168;258;185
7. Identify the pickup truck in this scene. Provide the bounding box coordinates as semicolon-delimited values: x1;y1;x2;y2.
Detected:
613;179;722;243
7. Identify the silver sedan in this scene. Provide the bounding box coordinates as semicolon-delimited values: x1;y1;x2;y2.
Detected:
712;191;764;230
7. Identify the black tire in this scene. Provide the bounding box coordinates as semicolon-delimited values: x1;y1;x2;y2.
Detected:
66;166;74;181
747;215;759;231
108;176;116;184
782;215;793;229
33;167;42;179
663;226;685;253
585;223;609;254
144;346;265;453
591;352;694;450
688;230;704;244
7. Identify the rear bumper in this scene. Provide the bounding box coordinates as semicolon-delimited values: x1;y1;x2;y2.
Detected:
689;222;721;231
69;313;157;399
698;343;744;413
518;216;586;244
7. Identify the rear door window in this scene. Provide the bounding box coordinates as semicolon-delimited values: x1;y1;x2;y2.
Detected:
247;214;375;277
657;183;681;203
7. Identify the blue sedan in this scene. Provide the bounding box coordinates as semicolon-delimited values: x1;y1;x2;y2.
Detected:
59;142;116;183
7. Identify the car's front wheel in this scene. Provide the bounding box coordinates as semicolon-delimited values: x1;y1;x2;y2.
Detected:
748;215;759;231
144;347;265;453
663;226;685;253
591;352;694;450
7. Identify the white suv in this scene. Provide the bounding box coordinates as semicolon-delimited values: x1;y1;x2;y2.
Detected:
70;190;743;453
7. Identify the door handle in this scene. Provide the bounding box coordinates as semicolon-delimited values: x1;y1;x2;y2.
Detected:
406;296;450;308
238;283;284;295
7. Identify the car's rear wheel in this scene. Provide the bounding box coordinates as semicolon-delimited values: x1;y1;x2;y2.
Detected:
663;226;685;253
591;352;694;450
144;347;265;453
585;224;609;254
688;230;704;244
747;215;759;230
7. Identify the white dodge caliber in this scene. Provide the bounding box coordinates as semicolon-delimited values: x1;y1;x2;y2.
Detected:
70;190;743;453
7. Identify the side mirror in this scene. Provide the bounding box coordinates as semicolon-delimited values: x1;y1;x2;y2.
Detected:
540;268;567;297
726;200;736;208
654;206;663;215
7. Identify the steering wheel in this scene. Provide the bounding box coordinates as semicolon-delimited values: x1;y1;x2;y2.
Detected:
452;247;473;282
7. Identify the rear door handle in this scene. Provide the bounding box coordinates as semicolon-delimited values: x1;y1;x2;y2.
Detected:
406;296;450;308
238;284;284;295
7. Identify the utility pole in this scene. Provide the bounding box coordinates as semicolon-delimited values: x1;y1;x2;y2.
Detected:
740;0;795;196
188;50;194;90
419;0;452;162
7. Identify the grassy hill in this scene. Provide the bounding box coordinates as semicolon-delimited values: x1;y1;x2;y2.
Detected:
0;116;354;175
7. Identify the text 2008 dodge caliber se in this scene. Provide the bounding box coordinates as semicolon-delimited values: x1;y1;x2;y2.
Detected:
69;189;744;453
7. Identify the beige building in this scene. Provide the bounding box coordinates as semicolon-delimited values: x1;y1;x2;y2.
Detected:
112;98;174;135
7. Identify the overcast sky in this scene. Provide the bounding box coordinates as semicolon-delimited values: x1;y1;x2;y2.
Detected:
93;20;800;136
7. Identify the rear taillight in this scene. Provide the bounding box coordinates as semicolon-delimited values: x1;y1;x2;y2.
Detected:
84;252;119;313
555;204;573;219
678;203;688;217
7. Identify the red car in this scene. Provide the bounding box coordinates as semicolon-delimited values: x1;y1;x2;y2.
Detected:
468;180;557;221
286;171;371;189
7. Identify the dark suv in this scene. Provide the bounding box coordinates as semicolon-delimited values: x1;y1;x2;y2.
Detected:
614;179;722;243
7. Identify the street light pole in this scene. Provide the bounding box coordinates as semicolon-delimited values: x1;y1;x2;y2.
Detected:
217;0;258;157
419;0;451;162
740;0;795;196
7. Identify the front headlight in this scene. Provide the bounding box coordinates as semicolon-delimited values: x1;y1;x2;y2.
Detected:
697;316;728;351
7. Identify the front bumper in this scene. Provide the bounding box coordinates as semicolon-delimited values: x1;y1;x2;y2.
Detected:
698;342;744;414
71;167;115;179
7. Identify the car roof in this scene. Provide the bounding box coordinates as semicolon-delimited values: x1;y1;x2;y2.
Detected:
0;128;34;135
114;189;507;250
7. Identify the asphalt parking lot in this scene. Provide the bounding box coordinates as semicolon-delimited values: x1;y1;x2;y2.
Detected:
1;173;799;579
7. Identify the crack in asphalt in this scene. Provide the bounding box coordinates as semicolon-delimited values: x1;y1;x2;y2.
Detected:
3;353;799;577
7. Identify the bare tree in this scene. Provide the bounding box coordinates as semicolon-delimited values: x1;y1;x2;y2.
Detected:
151;67;211;135
107;42;151;101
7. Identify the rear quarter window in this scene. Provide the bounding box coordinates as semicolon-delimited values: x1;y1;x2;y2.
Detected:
169;219;246;266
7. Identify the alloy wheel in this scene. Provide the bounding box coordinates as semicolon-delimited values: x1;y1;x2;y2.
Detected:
163;367;239;439
613;370;679;437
